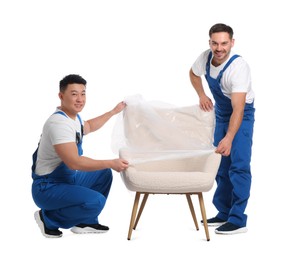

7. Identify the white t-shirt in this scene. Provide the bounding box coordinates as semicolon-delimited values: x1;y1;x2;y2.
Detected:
191;49;255;104
35;108;84;176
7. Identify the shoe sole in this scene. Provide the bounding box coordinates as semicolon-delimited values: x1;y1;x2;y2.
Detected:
215;227;248;235
201;221;227;227
34;211;62;238
70;226;109;234
206;222;226;227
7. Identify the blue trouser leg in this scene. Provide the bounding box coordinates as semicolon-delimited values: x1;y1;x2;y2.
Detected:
74;168;113;199
213;120;253;227
32;169;113;229
213;155;232;221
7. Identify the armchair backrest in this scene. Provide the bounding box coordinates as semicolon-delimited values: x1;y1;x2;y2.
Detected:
121;99;215;151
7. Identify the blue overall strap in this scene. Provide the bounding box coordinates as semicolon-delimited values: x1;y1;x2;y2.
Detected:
54;111;67;117
53;111;84;156
76;113;84;136
54;111;84;136
205;52;240;79
217;54;240;80
31;144;39;172
205;51;212;75
75;114;84;155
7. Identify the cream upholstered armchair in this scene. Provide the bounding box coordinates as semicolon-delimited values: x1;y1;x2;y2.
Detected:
112;96;221;241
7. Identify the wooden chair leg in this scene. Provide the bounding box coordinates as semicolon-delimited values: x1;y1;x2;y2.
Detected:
127;192;141;240
198;192;210;241
186;194;199;230
133;193;149;230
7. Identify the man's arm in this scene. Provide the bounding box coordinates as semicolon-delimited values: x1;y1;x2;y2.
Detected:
54;142;129;172
83;101;126;135
189;69;213;111
215;92;246;156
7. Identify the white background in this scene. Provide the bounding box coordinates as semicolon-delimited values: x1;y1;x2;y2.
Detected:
1;0;296;259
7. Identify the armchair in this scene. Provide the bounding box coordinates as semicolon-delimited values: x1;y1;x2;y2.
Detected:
112;96;221;241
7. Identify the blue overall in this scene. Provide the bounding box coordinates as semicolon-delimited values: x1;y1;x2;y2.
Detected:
205;52;255;227
31;111;113;230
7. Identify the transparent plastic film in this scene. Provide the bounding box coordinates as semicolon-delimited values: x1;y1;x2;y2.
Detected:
111;95;216;158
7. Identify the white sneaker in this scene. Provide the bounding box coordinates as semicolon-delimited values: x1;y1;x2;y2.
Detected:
34;210;63;238
71;223;109;234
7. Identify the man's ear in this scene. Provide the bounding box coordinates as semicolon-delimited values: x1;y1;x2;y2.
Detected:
58;92;63;100
231;38;235;47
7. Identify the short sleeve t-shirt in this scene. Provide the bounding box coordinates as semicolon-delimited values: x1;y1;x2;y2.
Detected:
191;49;255;104
35;108;84;176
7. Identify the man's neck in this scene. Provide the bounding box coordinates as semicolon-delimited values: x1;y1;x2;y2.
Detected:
58;107;77;120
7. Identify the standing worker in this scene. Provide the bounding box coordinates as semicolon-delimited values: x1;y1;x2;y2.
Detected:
31;74;129;238
189;23;255;234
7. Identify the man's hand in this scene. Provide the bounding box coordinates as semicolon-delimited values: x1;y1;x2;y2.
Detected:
110;158;129;172
215;135;232;156
199;95;213;111
112;101;126;115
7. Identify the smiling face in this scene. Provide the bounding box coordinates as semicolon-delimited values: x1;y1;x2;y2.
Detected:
209;32;234;66
58;83;86;119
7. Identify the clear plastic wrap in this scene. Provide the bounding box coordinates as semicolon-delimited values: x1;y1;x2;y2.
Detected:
111;95;216;157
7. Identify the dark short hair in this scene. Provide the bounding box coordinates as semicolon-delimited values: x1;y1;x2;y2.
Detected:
59;74;87;92
209;23;233;39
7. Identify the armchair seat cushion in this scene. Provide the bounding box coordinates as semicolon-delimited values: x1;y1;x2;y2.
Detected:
120;149;221;193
